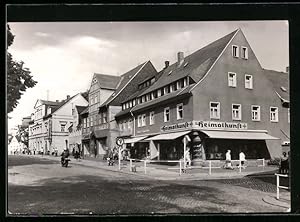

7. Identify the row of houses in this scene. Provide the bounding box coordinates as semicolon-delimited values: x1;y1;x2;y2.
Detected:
27;28;289;161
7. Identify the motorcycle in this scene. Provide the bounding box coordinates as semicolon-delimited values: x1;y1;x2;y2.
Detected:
61;157;71;167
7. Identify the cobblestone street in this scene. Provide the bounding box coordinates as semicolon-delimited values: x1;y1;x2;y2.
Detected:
7;155;289;215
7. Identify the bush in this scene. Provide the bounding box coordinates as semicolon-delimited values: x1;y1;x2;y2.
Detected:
267;158;281;166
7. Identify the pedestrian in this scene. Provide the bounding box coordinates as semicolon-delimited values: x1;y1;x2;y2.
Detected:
185;148;191;168
239;151;246;169
41;147;44;156
280;152;288;174
225;150;233;169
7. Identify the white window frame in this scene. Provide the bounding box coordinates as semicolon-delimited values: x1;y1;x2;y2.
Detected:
251;105;261;121
241;46;248;59
177;103;184;120
210;102;220;119
141;114;146;126
232;45;239;58
245;74;253;89
157;89;162;97
232;104;242;121
149;111;155;125
270;107;279;122
228;72;237;87
164;107;170;122
137;115;142;127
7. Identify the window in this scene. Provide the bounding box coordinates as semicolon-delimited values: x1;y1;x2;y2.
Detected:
177;103;184;120
288;108;290;123
142;96;146;103
228;72;237;87
251;105;261;121
103;112;107;123
142;114;146;126
157;89;162;97
122;104;125;110
232;45;239;58
61;124;66;132
164;85;170;94
183;78;187;87
241;46;248;59
133;99;136;106
119;122;123;131
137;115;142;127
90;116;94;126
150;111;155;125
146;94;150;101
164;107;170;122
210;102;220;119
270;107;279;122
232;104;242;120
245;74;253;89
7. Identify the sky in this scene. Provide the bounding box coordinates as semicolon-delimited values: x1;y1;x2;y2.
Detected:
7;21;289;133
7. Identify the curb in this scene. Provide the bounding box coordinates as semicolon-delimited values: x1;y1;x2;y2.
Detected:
262;195;290;209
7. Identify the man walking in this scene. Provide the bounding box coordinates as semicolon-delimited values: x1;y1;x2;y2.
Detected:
225;150;233;169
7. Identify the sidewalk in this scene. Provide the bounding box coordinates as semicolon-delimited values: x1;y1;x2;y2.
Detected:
24;154;278;181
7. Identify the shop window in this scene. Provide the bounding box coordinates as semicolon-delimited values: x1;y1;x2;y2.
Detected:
270;107;279;122
150;111;155;125
164;107;170;122
245;74;253;89
241;46;248;59
210;102;220;119
232;45;239;58
228;72;237;87
177;103;184;120
251;105;261;121
142;114;146;126
232;104;242;120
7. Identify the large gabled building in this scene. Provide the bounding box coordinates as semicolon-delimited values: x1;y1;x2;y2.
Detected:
115;28;289;161
28;93;88;155
81;61;158;158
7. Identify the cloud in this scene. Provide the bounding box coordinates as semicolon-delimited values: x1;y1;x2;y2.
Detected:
35;32;50;37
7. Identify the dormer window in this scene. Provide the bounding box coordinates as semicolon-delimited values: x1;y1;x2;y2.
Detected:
232;45;239;58
157;89;162;97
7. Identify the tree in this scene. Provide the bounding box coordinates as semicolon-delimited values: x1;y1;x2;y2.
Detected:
7;24;37;113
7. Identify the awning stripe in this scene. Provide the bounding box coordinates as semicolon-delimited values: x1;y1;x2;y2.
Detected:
201;130;279;140
145;131;191;141
124;136;147;144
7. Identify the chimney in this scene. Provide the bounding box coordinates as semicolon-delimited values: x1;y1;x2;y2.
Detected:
286;66;289;73
56;100;59;102
177;52;184;67
164;61;170;69
67;95;70;100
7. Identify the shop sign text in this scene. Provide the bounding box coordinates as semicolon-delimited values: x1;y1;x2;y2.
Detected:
161;120;248;132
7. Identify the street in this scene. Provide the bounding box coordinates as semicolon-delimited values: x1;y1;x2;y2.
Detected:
7;155;289;215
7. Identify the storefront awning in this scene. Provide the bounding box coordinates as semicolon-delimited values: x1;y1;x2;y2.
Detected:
145;131;191;141
201;130;279;140
124;136;147;144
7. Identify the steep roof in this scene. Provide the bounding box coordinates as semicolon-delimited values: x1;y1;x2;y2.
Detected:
139;29;238;97
94;73;121;90
101;61;152;106
263;69;289;101
40;100;62;106
116;84;194;116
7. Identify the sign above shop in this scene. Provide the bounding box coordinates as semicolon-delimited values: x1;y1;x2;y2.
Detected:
161;120;248;132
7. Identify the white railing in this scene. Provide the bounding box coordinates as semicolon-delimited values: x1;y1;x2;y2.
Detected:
127;158;267;176
275;173;289;200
